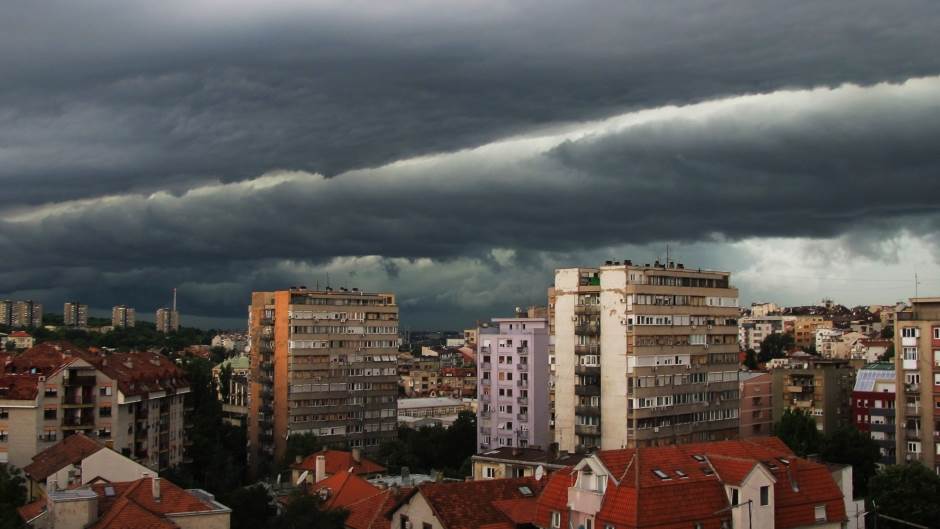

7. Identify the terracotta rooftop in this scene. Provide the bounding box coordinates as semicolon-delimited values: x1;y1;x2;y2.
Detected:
23;433;106;481
0;373;40;400
534;437;847;529
400;477;543;529
474;446;587;468
292;449;386;476
311;470;381;510
6;341;88;376
344;487;405;529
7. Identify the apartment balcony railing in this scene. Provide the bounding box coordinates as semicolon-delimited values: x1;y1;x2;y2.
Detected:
905;383;920;394
905;428;921;439
517;397;528;406
480;346;491;353
575;344;600;355
575;305;600;315
575;424;601;436
517;363;529;372
481;362;492;370
481;378;491;385
575;365;600;376
576;405;601;417
517;380;529;389
517;347;529;354
906;405;922;415
575;385;600;397
517;413;529;422
65;375;97;387
62;416;95;428
63;395;95;407
575;323;600;336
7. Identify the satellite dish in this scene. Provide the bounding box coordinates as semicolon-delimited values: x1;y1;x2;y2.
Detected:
296;470;309;485
535;465;545;481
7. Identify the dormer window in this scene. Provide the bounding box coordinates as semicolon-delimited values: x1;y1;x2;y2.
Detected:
730;488;739;505
652;469;670;480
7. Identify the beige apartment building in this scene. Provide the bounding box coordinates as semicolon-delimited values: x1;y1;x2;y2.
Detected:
553;261;741;453
793;315;833;349
894;298;940;471
0;342;188;471
155;307;180;333
111;305;136;328
0;299;43;328
63;302;88;328
247;287;399;474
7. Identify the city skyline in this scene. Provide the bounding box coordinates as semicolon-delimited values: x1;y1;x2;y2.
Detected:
2;2;940;328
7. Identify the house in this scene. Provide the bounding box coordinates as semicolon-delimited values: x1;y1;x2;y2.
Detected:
22;433;153;500
18;476;231;529
291;448;386;486
9;330;35;349
302;468;409;529
389;476;544;529
472;445;586;480
533;437;849;529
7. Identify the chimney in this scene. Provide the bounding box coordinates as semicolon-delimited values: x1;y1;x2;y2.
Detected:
401;466;411;486
351;447;361;463
315;455;327;483
152;477;161;501
548;442;560;462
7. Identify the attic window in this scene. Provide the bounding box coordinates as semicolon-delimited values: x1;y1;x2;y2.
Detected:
518;486;533;496
104;486;115;497
675;470;688;479
652;469;670;480
692;454;705;462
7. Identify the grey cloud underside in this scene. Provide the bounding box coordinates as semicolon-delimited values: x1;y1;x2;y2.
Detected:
2;1;940;205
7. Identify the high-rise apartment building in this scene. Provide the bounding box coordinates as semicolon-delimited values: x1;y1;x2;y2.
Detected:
155;308;180;333
0;300;43;328
0;342;188;471
111;305;136;328
247;287;399;473
894;298;940;471
477;317;551;451
63;302;88;328
771;358;855;435
553;261;741;453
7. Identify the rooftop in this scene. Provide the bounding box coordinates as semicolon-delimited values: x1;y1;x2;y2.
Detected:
24;433;106;481
473;446;587;468
398;397;465;409
291;449;386;476
397;476;544;529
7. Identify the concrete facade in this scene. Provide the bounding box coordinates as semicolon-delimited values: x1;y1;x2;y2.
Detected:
477;317;551;451
894;298;940;471
771;358;855;435
553;261;741;453
739;372;773;438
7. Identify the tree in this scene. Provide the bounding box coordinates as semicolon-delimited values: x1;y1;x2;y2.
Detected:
281;433;323;473
820;426;880;497
758;333;795;363
869;463;940;528
879;342;895;362
271;492;347;529
223;484;279;529
219;363;233;402
3;341;14;352
743;349;758;370
774;408;822;457
880;326;894;339
0;464;27;529
376;411;478;478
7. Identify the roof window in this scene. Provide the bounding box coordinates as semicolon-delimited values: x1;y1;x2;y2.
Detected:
652;469;671;480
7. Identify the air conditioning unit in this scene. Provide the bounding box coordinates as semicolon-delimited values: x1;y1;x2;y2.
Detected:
571;316;578;321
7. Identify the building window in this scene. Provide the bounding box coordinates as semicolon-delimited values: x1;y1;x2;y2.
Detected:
44;409;57;420
485;467;496;478
730;488;739;505
814;505;827;522
551;511;561;529
99;386;113;397
902;328;918;338
99;406;112;417
0;430;8;441
760;485;769;506
0;408;7;419
422;524;432;529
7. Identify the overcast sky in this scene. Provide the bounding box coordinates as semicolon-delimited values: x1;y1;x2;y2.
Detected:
2;1;940;329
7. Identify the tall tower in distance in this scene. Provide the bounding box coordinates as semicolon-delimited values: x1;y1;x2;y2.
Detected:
155;288;180;333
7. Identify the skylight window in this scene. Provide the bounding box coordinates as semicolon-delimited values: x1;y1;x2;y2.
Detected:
777;457;790;466
652;469;670;480
518;486;533;496
702;468;715;476
692;454;706;462
675;470;688;478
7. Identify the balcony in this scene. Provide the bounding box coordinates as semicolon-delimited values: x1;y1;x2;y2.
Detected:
575;344;600;355
785;385;812;393
792;400;813;408
517;413;529;422
516;363;529;372
576;405;601;416
517;380;529;389
481;362;492;370
517;396;528;406
575;424;601;436
481;378;491;385
63;395;95;407
66;375;97;387
575;365;600;376
575;323;600;336
575;305;600;315
905;428;921;439
517;347;529;354
575;385;600;397
905;383;921;394
62;416;94;429
906;405;921;415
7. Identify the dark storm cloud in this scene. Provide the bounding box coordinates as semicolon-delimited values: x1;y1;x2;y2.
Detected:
2;1;940;206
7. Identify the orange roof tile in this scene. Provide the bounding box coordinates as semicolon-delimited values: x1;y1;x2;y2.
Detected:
312;470;381;510
0;373;39;400
17;498;46;523
706;454;759;486
292;449;386;476
408;477;544;529
23;433;106;480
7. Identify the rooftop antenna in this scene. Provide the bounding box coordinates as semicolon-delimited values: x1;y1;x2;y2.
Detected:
915;271;920;298
172;288;177;312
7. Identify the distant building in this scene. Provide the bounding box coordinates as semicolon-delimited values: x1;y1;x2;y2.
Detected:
7;330;35;350
738;316;789;352
815;327;844;357
0;299;43;328
211;333;248;353
17;476;230;529
212;354;250;427
739;372;773;438
477;316;551;452
155;307;180;333
894;298;940;471
771;358;855;435
749;302;780;317
852;362;896;465
0;342;189;471
792;315;832;349
472;445;585;480
398;396;469;419
111;305;135;328
63;302;88;328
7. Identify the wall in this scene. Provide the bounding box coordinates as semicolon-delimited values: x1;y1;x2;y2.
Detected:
391;492;443;529
553;269;580;452
168;512;232;529
599;268;628;450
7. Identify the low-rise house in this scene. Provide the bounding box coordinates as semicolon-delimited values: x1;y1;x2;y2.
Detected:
472;445;586;480
22;433;153;500
390;476;544;529
291;448;386;486
9;330;35;350
533;437;850;529
18;476;231;529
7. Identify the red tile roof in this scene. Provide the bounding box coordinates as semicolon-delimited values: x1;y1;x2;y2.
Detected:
344;487;411;529
17;498;46;523
10;330;32;337
403;477;543;529
0;373;40;400
312;470;381;510
534;438;847;529
23;433;106;481
7;341;87;376
292;449;386;476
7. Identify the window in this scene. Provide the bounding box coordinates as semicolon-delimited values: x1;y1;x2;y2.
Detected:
44;408;57;420
422;523;432;529
551;511;561;529
0;429;8;441
730;488;739;505
0;408;7;419
484;467;496;478
99;386;112;397
760;485;769;506
585;519;593;529
902;328;918;338
99;406;112;417
814;505;827;522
